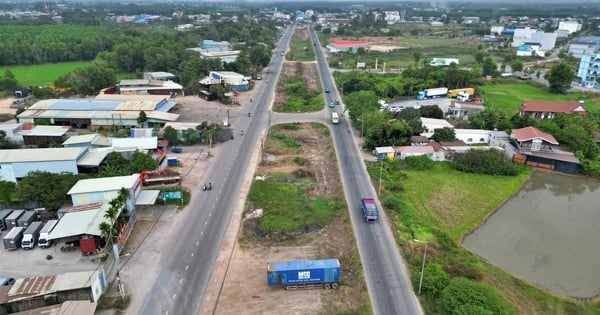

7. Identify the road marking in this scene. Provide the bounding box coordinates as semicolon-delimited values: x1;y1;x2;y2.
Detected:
196;241;199;246
179;278;183;284
166;311;169;315
205;221;208;225
173;294;177;299
191;252;194;257
200;231;204;236
185;265;189;270
209;212;212;217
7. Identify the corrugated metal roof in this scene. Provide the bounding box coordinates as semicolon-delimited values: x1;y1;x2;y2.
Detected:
67;174;139;195
164;122;201;130
94;94;168;102
146;111;179;121
51;271;97;291
77;150;110;167
62;134;99;146
47;203;107;240
8;276;56;301
114;100;158;111
27;99;60;110
58;300;97;315
48;100;121;111
0;147;84;163
22;125;70;137
111;137;157;150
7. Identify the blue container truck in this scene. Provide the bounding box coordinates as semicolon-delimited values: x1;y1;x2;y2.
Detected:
267;259;340;290
361;198;379;221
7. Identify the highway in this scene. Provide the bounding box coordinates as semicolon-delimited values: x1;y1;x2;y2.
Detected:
138;25;295;315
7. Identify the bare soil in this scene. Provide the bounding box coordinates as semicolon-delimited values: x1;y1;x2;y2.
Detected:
209;123;365;314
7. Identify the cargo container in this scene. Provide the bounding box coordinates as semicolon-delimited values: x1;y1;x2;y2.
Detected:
17;211;36;227
0;209;14;231
267;259;340;290
21;221;43;250
38;220;59;249
3;226;25;250
417;87;448;100
361;198;379;221
5;210;25;229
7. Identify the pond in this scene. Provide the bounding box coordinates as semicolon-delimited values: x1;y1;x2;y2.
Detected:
463;171;600;300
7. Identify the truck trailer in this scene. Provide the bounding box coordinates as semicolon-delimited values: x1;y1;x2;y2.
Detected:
16;210;36;228
37;220;59;249
21;221;43;250
3;226;25;250
5;210;25;229
417;87;448;100
447;88;475;98
361;198;379;221
0;209;14;231
267;259;340;290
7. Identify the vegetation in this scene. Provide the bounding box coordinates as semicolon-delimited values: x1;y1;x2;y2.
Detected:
100;151;158;177
546;62;576;94
454;149;520;176
13;171;82;211
288;37;315;62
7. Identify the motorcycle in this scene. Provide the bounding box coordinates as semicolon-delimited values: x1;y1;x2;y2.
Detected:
203;184;207;191
208;183;212;190
248;112;251;117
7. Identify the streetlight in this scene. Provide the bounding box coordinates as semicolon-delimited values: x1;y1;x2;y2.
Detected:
413;239;428;295
378;158;383;197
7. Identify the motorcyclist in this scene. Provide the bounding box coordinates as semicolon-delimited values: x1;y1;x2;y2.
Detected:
248;112;251;117
203;184;207;191
208;182;212;190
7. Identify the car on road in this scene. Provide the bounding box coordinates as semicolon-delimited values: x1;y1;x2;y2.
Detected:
325;87;330;93
328;102;335;108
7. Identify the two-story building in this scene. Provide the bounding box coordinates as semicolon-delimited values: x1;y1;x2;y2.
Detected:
519;100;587;119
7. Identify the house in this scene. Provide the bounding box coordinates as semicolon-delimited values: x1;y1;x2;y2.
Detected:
454;129;491;145
0;272;103;314
395;146;434;160
577;51;600;89
374;146;395;160
20;125;70;146
447;101;485;120
199;71;250;91
420;117;454;137
558;20;581;34
462;16;480;24
0;147;85;183
410;136;430;146
143;72;177;81
511;126;558;152
519;100;587;119
510;126;580;174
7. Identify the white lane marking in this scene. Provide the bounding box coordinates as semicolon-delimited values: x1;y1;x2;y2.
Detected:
185;265;189;270
196;241;199;246
191;252;194;257
179;278;183;284
200;231;204;236
209;212;212;217
173;294;177;299
205;221;208;225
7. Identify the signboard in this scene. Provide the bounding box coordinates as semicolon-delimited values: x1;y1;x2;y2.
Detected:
159;191;182;200
356;62;365;68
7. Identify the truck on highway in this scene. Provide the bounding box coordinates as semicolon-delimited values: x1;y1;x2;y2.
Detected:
267;259;340;290
331;112;340;124
447;88;475;98
417;87;448;100
361;198;379;221
3;226;24;250
37;219;59;249
21;221;43;250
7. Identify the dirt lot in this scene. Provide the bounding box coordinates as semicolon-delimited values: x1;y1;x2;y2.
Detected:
204;123;365;315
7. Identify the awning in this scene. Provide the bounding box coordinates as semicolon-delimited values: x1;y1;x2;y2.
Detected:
135;190;160;205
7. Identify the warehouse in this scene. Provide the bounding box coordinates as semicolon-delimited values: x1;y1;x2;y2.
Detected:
0;147;86;183
199;71;250;91
17;98;179;130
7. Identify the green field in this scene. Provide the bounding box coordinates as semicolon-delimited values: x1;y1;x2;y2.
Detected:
479;82;600;116
0;61;92;86
369;160;600;314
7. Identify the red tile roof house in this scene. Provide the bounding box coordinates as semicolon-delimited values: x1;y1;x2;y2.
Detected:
511;126;580;174
519;100;587;119
394;145;435;160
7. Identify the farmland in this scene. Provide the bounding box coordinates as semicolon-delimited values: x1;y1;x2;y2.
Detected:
1;62;92;87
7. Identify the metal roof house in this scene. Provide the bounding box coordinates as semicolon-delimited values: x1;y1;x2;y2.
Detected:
199;71;250;91
0;147;85;183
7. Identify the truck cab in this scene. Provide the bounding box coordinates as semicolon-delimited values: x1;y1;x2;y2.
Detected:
361;198;379;221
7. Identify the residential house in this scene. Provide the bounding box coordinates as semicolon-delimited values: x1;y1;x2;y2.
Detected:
119;79;184;96
420;117;454;137
510;126;580;173
374;146;395;160
454;129;490;145
410;136;430;146
519;100;587;119
395;146;434;160
143;72;177;81
199;71;250;91
447;101;485;120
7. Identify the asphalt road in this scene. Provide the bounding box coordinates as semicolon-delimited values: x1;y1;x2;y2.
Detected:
309;24;423;315
137;25;295;315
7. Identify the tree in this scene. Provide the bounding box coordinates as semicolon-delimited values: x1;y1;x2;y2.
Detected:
0;70;18;93
510;113;537;129
420;105;444;119
413;51;423;67
15;171;81;211
127;151;158;174
398;107;425;135
137;111;147;127
545;63;575;93
431;127;456;142
0;180;16;203
344;90;379;124
163;126;180;146
510;60;524;72
482;57;499;77
557;124;599;159
471;108;506;130
437;278;515;314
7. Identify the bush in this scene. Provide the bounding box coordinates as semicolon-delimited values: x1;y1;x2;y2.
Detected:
404;155;434;170
437;278;516;315
420;263;450;298
454;149;519;176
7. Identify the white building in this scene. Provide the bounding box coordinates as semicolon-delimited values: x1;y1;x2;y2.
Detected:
511;28;539;47
577;51;600;89
384;11;400;24
454;129;491;144
516;32;557;57
490;25;504;35
420;117;454;137
0;147;85;183
558;20;581;34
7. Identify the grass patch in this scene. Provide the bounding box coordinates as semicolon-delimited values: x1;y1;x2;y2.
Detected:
289;38;315;61
480;82;600;117
1;61;92;86
277;77;324;112
248;177;343;234
369;160;600;313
